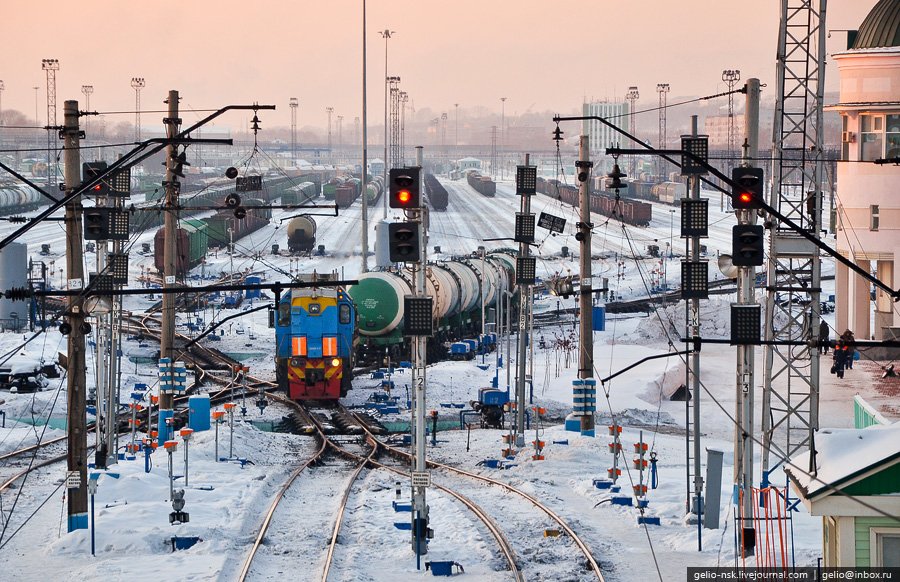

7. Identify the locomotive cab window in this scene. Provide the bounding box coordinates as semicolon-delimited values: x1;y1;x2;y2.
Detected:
339;304;351;324
308;303;321;314
278;302;290;326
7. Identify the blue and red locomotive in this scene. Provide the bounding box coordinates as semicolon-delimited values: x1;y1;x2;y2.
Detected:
275;281;358;400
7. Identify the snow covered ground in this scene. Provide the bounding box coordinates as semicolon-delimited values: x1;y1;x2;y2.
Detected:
0;173;888;581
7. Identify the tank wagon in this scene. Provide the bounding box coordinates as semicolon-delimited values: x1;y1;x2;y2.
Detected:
286;215;317;253
0;185;44;215
346;251;516;363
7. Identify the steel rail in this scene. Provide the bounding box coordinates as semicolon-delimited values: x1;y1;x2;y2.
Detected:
352;409;604;581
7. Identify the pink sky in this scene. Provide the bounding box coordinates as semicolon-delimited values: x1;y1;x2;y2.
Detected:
0;1;876;131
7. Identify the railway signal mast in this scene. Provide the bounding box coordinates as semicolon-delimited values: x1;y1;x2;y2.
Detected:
390;155;433;566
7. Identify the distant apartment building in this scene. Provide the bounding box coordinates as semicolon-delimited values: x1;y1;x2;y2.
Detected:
704;114;744;149
582;100;630;173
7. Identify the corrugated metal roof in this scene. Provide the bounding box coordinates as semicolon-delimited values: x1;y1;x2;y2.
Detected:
853;0;900;49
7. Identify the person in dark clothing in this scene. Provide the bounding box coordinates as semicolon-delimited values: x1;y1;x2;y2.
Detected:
819;320;830;354
832;342;848;378
841;329;856;369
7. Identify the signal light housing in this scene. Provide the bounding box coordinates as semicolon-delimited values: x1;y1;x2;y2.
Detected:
732;224;765;267
731;166;764;210
389;168;421;208
388;221;420;262
82;162;109;197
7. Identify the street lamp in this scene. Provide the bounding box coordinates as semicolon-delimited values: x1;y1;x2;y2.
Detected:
131;77;145;142
81;85;93;136
454;103;459;168
379;29;395;219
500;97;506;180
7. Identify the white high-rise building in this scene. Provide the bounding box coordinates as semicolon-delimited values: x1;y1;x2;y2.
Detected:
582;100;630;173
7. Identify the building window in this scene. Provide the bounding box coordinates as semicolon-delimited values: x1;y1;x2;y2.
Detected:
871;528;900;567
841;115;850;161
887;114;900;159
871;205;880;231
860;115;884;161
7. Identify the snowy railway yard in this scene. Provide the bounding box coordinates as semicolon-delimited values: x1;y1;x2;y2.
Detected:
0;170;888;582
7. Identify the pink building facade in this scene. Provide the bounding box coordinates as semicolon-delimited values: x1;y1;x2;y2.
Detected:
832;4;900;341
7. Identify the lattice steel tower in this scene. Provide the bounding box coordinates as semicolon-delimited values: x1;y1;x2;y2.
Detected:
131;77;145;142
289;97;298;162
42;59;59;184
399;91;408;167
656;83;669;180
722;69;742;170
761;0;827;480
389;77;401;169
626;86;640;178
326;106;334;160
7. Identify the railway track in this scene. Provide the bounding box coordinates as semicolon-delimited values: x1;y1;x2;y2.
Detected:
350;406;605;581
238;396;523;581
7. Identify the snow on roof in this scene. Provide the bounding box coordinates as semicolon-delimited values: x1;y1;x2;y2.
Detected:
785;423;900;499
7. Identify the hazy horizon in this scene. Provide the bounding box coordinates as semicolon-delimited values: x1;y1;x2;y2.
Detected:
0;1;876;133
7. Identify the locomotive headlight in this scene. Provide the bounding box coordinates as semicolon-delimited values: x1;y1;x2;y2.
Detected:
331;358;341;367
290;357;302;367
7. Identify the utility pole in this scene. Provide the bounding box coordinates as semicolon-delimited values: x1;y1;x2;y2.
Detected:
63;99;88;532
735;83;760;557
159;90;180;442
337;115;344;163
576;138;595;436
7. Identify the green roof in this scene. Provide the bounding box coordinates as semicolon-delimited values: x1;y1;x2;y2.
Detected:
853;0;900;49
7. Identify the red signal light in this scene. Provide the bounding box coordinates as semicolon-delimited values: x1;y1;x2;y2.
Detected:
398;190;411;204
739;192;752;204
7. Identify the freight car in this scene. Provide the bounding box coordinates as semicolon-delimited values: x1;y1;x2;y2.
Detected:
204;199;271;249
466;172;496;196
281;181;318;206
346;251;516;363
134;175;293;233
649;181;687;205
335;185;358;208
0;184;45;215
322;177;345;200
153;219;209;276
274;279;358;400
286;215;317;253
424;173;448;210
535;176;652;227
365;175;385;204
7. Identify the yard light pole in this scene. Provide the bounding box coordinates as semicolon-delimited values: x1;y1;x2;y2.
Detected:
379;29;395;219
